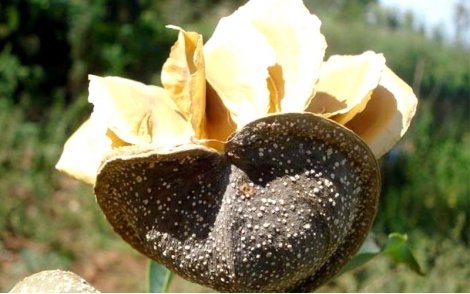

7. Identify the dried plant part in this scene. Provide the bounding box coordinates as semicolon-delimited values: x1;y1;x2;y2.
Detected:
56;76;196;185
54;1;417;292
229;0;327;112
203;82;237;150
94;113;380;292
346;66;418;158
161;27;207;138
55;118;127;185
204;18;275;127
88;75;194;147
9;270;99;293
56;1;417;186
306;51;385;124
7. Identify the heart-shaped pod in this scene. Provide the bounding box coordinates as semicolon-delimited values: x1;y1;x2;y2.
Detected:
94;113;380;292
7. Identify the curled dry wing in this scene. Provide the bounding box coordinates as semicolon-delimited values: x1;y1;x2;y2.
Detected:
55;118;124;185
56;76;194;185
231;0;326;113
161;26;236;148
306;52;417;158
307;51;385;124
203;82;237;150
88;75;194;147
346;66;418;158
204;0;327;123
204;17;276;127
94;113;380;292
161;26;207;138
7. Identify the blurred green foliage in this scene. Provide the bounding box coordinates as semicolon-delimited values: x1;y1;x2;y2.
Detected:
0;0;468;292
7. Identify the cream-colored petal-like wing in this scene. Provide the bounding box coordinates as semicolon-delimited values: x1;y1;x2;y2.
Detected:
307;51;385;124
57;76;195;185
148;87;196;149
55;118;126;185
203;82;236;151
161;27;206;138
232;0;327;112
346;66;418;158
204;15;276;127
88;75;194;148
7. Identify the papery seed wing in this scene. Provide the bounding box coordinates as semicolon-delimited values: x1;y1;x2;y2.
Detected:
203;82;237;150
57;76;195;185
306;51;386;124
88;75;194;149
230;0;327;113
345;66;418;158
161;27;206;138
55;118;125;185
204;16;276;127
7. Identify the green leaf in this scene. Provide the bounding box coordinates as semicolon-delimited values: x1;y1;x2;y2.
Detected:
340;232;425;276
339;233;381;274
147;260;173;293
382;233;425;276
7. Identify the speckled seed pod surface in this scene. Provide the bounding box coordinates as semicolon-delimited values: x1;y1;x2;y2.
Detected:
9;270;99;293
95;113;380;292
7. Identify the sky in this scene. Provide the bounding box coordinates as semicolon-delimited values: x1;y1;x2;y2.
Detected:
379;0;469;43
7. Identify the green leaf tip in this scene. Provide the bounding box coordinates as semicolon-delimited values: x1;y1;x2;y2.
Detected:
340;232;425;276
147;260;174;293
383;233;426;276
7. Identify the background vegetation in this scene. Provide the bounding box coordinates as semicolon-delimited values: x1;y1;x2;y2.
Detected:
0;0;468;291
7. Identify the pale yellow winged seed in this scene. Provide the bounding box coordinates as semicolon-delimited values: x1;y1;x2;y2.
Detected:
346;66;418;158
230;0;327;113
161;26;207;138
56;76;195;185
204;18;276;127
204;82;236;150
55;118;123;185
88;75;194;149
267;65;282;112
306;51;386;125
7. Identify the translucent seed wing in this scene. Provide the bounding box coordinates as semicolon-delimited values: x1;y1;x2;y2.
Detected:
88;75;194;148
56;76;195;185
232;0;327;113
161;27;206;138
204;14;276;127
346;66;418;158
307;51;386;124
55;118;125;185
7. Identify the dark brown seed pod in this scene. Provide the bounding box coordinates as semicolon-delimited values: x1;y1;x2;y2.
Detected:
94;113;380;292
